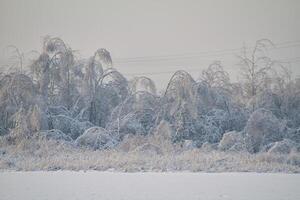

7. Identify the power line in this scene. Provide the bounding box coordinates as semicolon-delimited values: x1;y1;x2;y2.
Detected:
119;56;300;76
113;40;300;64
115;40;300;61
121;56;300;77
115;44;300;64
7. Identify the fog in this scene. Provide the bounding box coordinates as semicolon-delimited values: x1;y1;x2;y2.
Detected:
0;0;299;88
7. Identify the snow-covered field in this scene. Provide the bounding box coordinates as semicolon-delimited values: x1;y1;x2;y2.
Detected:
0;172;299;200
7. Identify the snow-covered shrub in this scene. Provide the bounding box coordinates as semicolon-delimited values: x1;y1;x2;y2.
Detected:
267;139;298;154
82;54;128;126
201;142;218;152
170;103;198;142
47;106;71;116
153;120;173;140
118;113;145;135
38;129;72;142
182;140;197;150
246;66;300;128
203;109;229;133
218;131;245;151
227;105;249;131
2;104;48;141
129;76;156;95
0;127;6;136
9;107;31;139
245;108;286;153
193;117;222;144
286;128;300;144
51;115;75;137
51;115;91;139
77;121;94;134
27;105;49;132
133;143;162;155
117;134;147;152
194;82;231;114
179;109;232;145
141;121;180;155
282;87;300;128
87;81;128;127
39;37;82;109
29;52;50;101
195;81;248;128
117;130;178;155
0;73;37;109
161;71;198;142
0;73;37;134
253;90;282;117
108;91;159;137
75;127;117;150
189;81;248;145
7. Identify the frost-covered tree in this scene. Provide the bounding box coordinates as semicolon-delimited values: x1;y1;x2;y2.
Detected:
238;39;275;110
43;37;77;108
200;61;230;90
30;52;50;101
129;76;157;95
0;36;299;156
253;65;300;128
245;108;287;153
80;48;129;126
108;91;159;138
161;70;197;141
0;73;37;135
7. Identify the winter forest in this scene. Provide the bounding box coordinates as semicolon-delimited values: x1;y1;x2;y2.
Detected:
0;37;299;172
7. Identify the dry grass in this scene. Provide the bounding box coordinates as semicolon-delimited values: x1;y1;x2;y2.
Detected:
0;135;299;173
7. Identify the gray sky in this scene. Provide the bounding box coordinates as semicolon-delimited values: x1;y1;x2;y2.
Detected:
0;0;300;89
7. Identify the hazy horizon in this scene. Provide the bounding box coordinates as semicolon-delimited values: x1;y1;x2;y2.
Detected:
1;0;300;89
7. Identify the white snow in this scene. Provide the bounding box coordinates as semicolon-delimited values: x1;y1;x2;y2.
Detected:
0;172;299;200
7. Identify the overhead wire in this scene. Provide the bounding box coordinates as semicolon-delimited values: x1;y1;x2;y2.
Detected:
122;56;300;77
114;40;300;64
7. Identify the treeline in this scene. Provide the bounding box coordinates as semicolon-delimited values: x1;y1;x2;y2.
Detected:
0;37;299;154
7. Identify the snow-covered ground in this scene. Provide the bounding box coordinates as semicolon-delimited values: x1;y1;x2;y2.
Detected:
0;172;299;200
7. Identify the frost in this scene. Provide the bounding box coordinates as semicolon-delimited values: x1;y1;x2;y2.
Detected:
201;142;218;152
267;139;298;154
218;131;244;151
38;129;73;142
0;37;299;172
108;91;159;137
182;140;197;150
47;106;71;116
75;127;117;150
117;134;147;152
27;105;49;131
245;108;287;153
153;120;173;140
133;143;163;155
50;114;93;139
129;76;157;95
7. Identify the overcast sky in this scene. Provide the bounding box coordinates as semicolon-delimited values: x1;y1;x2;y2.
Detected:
0;0;299;89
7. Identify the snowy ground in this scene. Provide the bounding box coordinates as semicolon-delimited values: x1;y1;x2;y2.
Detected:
0;172;299;200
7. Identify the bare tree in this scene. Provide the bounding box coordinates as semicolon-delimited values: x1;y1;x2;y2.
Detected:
200;61;230;90
238;39;275;99
41;37;76;108
129;76;156;95
30;53;50;101
5;45;25;73
83;48;112;99
82;49;128;125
